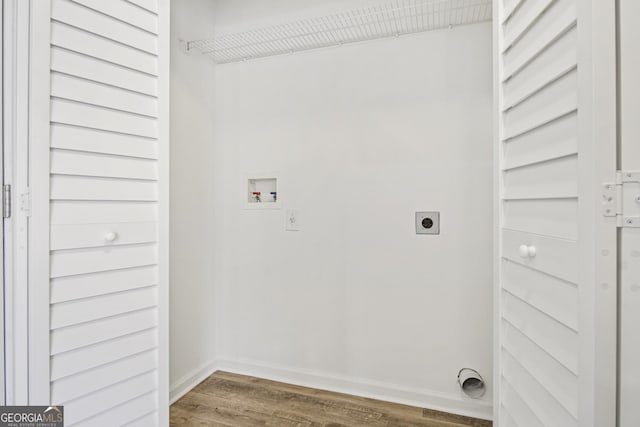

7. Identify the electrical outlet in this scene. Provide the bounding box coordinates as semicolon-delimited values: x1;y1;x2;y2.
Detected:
416;211;440;235
286;209;300;231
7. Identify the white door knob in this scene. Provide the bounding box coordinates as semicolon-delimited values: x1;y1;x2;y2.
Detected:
527;245;537;258
104;231;118;242
518;245;528;258
519;244;536;259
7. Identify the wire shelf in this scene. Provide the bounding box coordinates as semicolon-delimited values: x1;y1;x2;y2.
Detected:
187;0;492;64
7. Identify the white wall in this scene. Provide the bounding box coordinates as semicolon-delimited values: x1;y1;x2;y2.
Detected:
213;0;381;33
213;23;494;418
169;0;217;401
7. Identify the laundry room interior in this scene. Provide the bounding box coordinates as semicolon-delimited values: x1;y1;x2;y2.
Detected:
170;0;493;421
2;0;637;425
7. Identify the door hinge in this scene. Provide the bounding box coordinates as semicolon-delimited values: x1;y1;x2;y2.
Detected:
3;185;11;218
603;171;640;227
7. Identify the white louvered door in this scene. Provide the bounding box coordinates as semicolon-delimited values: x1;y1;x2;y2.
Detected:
29;0;169;425
495;0;617;426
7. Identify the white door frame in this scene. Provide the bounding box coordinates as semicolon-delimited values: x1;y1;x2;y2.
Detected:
1;0;5;406
27;0;51;405
1;0;55;406
576;0;618;425
618;0;640;424
2;0;31;406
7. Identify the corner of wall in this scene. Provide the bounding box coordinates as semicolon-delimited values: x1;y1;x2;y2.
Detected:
170;360;220;404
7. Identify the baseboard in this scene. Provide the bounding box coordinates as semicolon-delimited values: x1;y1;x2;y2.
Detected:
215;358;493;421
170;360;219;404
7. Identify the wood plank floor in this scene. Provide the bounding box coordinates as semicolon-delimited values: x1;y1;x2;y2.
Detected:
170;371;492;427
